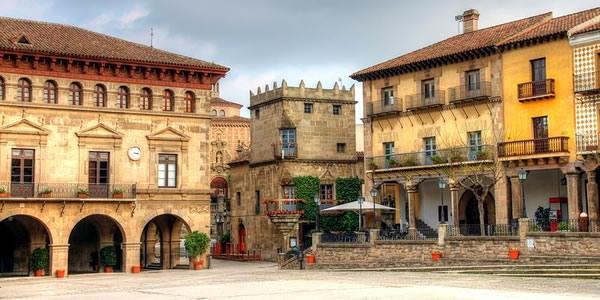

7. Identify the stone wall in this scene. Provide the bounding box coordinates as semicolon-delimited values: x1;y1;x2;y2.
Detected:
526;232;600;256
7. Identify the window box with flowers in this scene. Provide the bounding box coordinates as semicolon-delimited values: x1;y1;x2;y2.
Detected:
0;187;9;198
39;188;52;198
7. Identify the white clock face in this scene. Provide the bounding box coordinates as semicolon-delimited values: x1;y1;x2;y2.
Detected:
128;147;141;161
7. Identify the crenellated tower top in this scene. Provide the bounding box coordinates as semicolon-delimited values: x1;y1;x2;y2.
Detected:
249;79;355;108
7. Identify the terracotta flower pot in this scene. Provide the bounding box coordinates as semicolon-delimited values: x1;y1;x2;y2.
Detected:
104;266;113;273
0;193;9;198
56;270;65;278
306;255;315;264
508;249;520;260
34;269;43;277
431;252;442;262
132;265;140;273
113;194;123;199
41;193;52;198
193;260;203;270
78;194;88;199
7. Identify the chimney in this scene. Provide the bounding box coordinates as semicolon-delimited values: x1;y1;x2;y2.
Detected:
462;9;480;33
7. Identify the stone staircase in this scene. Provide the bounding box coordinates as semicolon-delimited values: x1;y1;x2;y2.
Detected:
415;219;437;239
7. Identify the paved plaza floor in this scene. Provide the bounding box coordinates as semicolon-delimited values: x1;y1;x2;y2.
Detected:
1;260;600;299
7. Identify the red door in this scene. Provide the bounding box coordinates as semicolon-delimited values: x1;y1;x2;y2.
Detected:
238;226;246;253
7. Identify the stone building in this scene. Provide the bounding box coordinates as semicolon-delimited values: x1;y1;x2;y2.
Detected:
229;80;363;261
0;17;228;276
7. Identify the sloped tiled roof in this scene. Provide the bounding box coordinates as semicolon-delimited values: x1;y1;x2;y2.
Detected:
0;16;228;71
210;97;243;108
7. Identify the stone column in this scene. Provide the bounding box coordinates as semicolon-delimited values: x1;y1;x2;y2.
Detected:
160;239;170;270
494;175;511;224
449;183;460;226
122;242;141;273
144;238;156;266
407;184;417;235
394;183;401;224
518;218;529;254
437;223;448;246
566;172;582;220
509;176;523;220
587;170;599;219
49;244;69;277
311;232;321;253
169;240;180;268
369;229;379;245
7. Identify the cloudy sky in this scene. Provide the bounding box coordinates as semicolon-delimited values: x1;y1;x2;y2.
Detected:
2;0;598;122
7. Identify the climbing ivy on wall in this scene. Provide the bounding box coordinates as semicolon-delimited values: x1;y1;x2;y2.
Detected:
335;177;362;203
292;176;320;221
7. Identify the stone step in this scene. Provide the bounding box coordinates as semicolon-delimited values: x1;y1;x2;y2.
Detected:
308;263;600;272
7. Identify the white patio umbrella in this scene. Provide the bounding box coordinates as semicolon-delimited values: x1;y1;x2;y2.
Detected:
320;200;394;213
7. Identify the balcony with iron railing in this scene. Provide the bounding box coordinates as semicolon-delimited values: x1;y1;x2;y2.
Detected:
366;145;493;171
366;99;403;117
273;142;297;159
497;136;569;158
405;91;445;111
263;199;305;216
0;182;136;199
448;81;492;104
574;71;600;94
517;79;555;102
577;133;600;153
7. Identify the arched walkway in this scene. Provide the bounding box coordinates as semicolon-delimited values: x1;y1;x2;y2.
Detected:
140;214;191;270
67;214;126;273
458;189;496;225
0;215;52;276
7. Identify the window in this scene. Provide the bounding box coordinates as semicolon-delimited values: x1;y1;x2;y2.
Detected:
141;88;152;110
236;192;241;206
255;190;261;215
333;104;341;115
89;151;110;197
468;131;482;160
219;110;225;117
466;70;481;91
162;90;174;111
531;58;546;82
117;86;129;108
533;116;548;139
69;82;82;105
422;79;435;99
281;128;296;157
384;142;394;168
282;185;295;199
304;103;313;113
255;109;260;119
43;81;57;104
211;109;217;116
158;154;177;187
17;78;31;102
382;87;394;105
94;85;106;107
0;76;4;100
337;143;346;153
11;149;35;197
184;91;195;113
424;137;436;164
320;184;333;201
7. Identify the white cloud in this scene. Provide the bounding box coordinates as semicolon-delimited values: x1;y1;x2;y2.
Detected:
119;6;149;28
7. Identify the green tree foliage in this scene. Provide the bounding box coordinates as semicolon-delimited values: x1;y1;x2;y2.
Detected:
30;248;49;271
100;246;117;267
184;231;210;258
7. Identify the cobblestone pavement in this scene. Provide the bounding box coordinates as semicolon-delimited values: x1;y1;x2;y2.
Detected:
1;260;600;300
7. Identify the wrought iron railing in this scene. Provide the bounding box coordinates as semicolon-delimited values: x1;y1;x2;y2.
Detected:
405;91;445;110
0;182;136;199
378;224;409;240
366;145;492;170
497;137;568;158
366;99;403;116
574;71;599;93
528;218;600;233
273;142;297;159
320;231;370;244
264;198;305;216
447;224;518;237
518;79;555;100
448;81;492;103
577;133;600;153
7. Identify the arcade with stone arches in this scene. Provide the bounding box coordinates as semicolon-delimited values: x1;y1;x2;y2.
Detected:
140;214;191;270
0;215;52;276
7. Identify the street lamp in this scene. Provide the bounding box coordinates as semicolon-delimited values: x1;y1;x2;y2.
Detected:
358;196;364;231
370;188;378;229
518;168;528;218
313;194;320;232
438;177;447;224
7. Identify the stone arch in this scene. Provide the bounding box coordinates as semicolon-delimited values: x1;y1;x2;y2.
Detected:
66;208;130;243
458;189;496;225
139;212;192;270
211;176;228;197
0;214;53;276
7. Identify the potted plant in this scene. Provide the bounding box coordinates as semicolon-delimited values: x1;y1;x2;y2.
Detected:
77;188;89;199
306;254;316;264
39;188;52;198
387;158;398;168
431;251;442;262
112;188;124;199
558;221;569;232
100;245;117;272
431;155;445;164
448;150;463;163
368;162;378;170
508;247;519;260
476;150;488;160
0;187;9;198
404;156;418;166
184;231;210;270
31;247;48;277
56;269;66;278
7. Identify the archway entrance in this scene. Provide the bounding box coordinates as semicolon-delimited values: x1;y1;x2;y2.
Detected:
238;223;246;253
0;215;51;276
459;189;496;226
140;214;191;270
68;215;124;274
210;177;228;198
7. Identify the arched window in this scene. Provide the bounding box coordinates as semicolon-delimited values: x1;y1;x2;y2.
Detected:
184;91;195;113
94;84;106;107
141;88;152;110
43;81;58;104
162;89;174;111
0;76;5;100
211;109;217;116
219;110;225;117
117;86;129;108
69;82;82;105
17;78;32;102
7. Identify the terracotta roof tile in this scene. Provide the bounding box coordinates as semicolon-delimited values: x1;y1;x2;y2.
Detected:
0;17;228;71
210;97;243;108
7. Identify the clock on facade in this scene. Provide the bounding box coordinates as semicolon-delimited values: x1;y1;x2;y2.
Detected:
128;147;141;161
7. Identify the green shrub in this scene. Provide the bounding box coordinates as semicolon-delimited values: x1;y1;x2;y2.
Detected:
0;187;7;193
39;188;52;195
558;222;569;231
111;188;124;195
31;248;48;271
77;188;89;194
219;232;231;244
184;231;210;258
100;246;117;267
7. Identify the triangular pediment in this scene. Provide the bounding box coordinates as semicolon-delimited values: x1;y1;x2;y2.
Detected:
0;119;50;135
76;123;122;139
147;127;190;142
320;170;335;184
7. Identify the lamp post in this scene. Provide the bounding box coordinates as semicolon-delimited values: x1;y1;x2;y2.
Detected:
313;194;320;232
438;177;447;224
518;168;528;218
370;188;378;229
358;196;364;231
